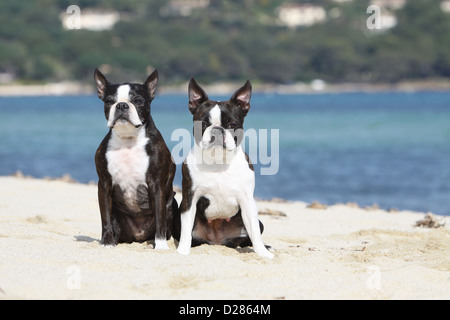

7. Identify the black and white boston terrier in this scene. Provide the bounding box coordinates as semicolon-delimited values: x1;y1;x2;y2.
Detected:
94;68;177;249
173;78;273;259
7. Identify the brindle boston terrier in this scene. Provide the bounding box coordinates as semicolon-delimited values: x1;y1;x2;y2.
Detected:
94;68;177;249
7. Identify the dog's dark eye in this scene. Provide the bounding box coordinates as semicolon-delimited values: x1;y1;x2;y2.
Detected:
133;97;145;106
227;122;239;129
202;121;208;130
104;97;115;105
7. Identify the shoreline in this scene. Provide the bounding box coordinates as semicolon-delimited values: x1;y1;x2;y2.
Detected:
1;79;450;97
8;171;444;216
0;175;449;299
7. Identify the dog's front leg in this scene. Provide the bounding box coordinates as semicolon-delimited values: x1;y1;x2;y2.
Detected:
238;194;274;259
98;181;119;246
176;194;198;255
152;186;170;250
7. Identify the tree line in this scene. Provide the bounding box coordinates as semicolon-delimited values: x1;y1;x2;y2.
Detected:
0;0;449;85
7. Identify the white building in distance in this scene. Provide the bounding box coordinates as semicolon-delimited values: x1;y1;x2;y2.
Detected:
61;8;120;31
277;4;327;29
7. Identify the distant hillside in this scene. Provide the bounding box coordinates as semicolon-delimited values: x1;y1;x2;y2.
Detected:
0;0;449;85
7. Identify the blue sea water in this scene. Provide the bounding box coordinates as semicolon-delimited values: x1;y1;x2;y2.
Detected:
0;92;449;215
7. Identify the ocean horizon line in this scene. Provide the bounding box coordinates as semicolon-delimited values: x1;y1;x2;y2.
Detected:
1;79;450;97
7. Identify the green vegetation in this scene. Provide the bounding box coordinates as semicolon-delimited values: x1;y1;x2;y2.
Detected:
0;0;449;84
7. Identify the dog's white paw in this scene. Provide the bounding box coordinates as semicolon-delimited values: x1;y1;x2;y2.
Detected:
101;243;116;249
154;238;169;250
177;246;191;256
255;248;274;259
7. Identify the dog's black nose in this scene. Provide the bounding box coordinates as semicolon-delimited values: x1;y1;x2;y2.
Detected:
116;102;129;111
211;126;225;136
210;126;226;146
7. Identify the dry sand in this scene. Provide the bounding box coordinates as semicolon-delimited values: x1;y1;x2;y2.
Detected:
0;176;449;300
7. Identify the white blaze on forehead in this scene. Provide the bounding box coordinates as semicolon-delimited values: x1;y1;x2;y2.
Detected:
209;105;221;126
117;84;130;102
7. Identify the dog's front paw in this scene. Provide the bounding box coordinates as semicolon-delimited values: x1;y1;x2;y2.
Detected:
255;247;274;259
154;238;169;250
177;245;191;256
100;233;117;247
101;243;116;249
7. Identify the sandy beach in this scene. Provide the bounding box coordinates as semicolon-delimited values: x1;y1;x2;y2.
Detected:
0;176;449;300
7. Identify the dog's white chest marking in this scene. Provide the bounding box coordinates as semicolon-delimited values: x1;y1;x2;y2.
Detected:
106;126;149;211
197;170;240;220
188;148;254;220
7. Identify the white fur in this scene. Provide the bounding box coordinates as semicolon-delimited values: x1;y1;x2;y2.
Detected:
117;84;130;102
191;149;247;221
177;145;273;259
209;105;221;126
154;238;169;250
107;105;117;128
107;85;142;128
106;124;149;212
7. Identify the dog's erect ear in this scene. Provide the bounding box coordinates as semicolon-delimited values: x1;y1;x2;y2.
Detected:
144;69;159;101
188;77;209;114
94;68;108;100
230;80;252;115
